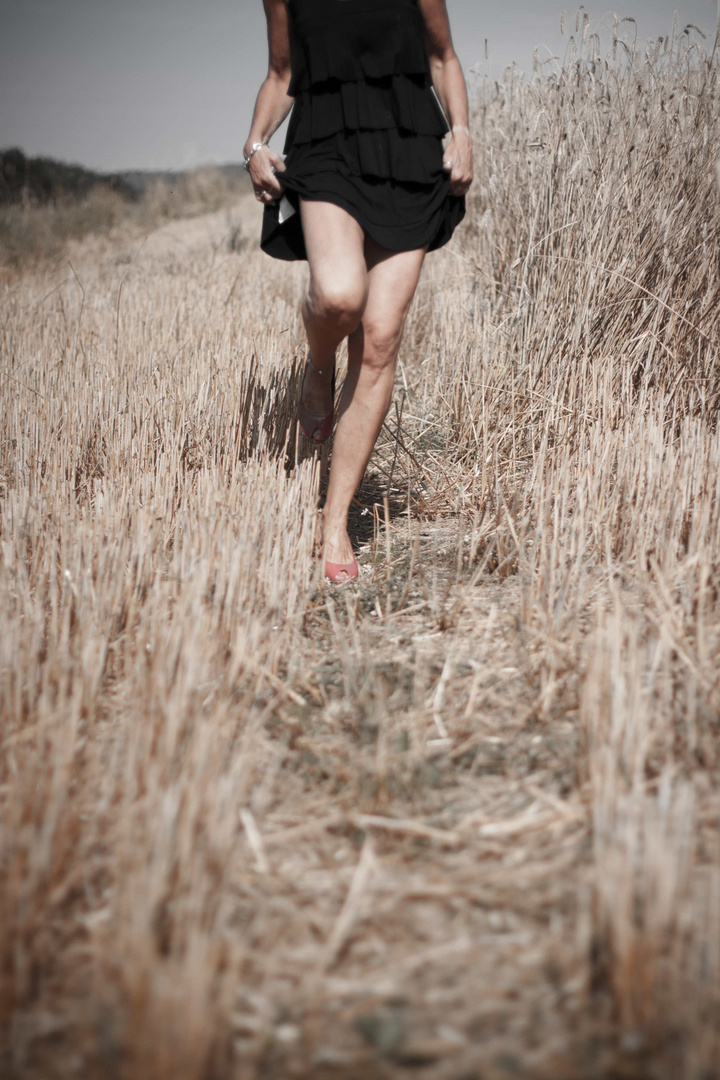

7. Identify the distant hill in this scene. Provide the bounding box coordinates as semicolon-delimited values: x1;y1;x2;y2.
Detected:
0;148;136;205
0;148;250;206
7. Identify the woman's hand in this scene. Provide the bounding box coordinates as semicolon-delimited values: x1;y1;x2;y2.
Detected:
442;128;473;196
247;145;287;206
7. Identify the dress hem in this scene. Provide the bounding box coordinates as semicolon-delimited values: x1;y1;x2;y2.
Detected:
261;185;463;262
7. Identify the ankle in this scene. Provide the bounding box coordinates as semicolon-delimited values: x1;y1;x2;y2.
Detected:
308;355;332;377
321;509;348;537
306;354;335;382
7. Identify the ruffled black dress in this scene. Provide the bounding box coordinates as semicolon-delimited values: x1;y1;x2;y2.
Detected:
260;0;465;261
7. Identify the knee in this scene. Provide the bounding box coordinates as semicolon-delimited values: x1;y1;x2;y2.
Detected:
362;317;404;369
307;276;366;334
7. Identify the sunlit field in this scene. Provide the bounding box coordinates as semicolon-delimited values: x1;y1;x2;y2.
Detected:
2;13;720;1079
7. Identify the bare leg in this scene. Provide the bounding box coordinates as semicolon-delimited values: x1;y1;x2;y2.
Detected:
296;201;426;576
299;200;368;419
321;238;427;575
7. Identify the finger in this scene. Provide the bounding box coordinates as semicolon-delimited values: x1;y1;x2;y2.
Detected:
267;151;287;173
253;179;281;201
264;174;285;197
254;161;285;194
450;174;469;196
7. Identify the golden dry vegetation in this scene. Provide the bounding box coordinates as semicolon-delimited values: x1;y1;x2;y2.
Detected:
1;13;720;1080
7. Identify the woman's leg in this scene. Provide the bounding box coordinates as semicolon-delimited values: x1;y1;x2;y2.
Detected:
299;200;368;418
321;238;427;573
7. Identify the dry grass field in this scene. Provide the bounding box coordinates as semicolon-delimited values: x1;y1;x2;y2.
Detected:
2;12;720;1080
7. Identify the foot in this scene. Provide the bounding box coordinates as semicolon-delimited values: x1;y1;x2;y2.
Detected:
319;512;357;582
300;355;334;420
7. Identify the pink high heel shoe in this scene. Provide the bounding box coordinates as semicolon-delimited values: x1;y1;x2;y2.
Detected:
316;510;358;583
297;355;336;443
324;558;359;583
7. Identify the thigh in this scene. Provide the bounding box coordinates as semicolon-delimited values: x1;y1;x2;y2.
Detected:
300;199;368;301
360;238;427;337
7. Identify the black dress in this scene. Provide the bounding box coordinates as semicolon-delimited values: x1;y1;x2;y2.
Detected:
260;0;466;261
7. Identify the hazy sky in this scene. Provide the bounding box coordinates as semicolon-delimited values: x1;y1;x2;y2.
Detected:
1;0;717;171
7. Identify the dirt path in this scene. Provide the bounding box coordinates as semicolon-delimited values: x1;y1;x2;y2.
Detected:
220;514;600;1079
